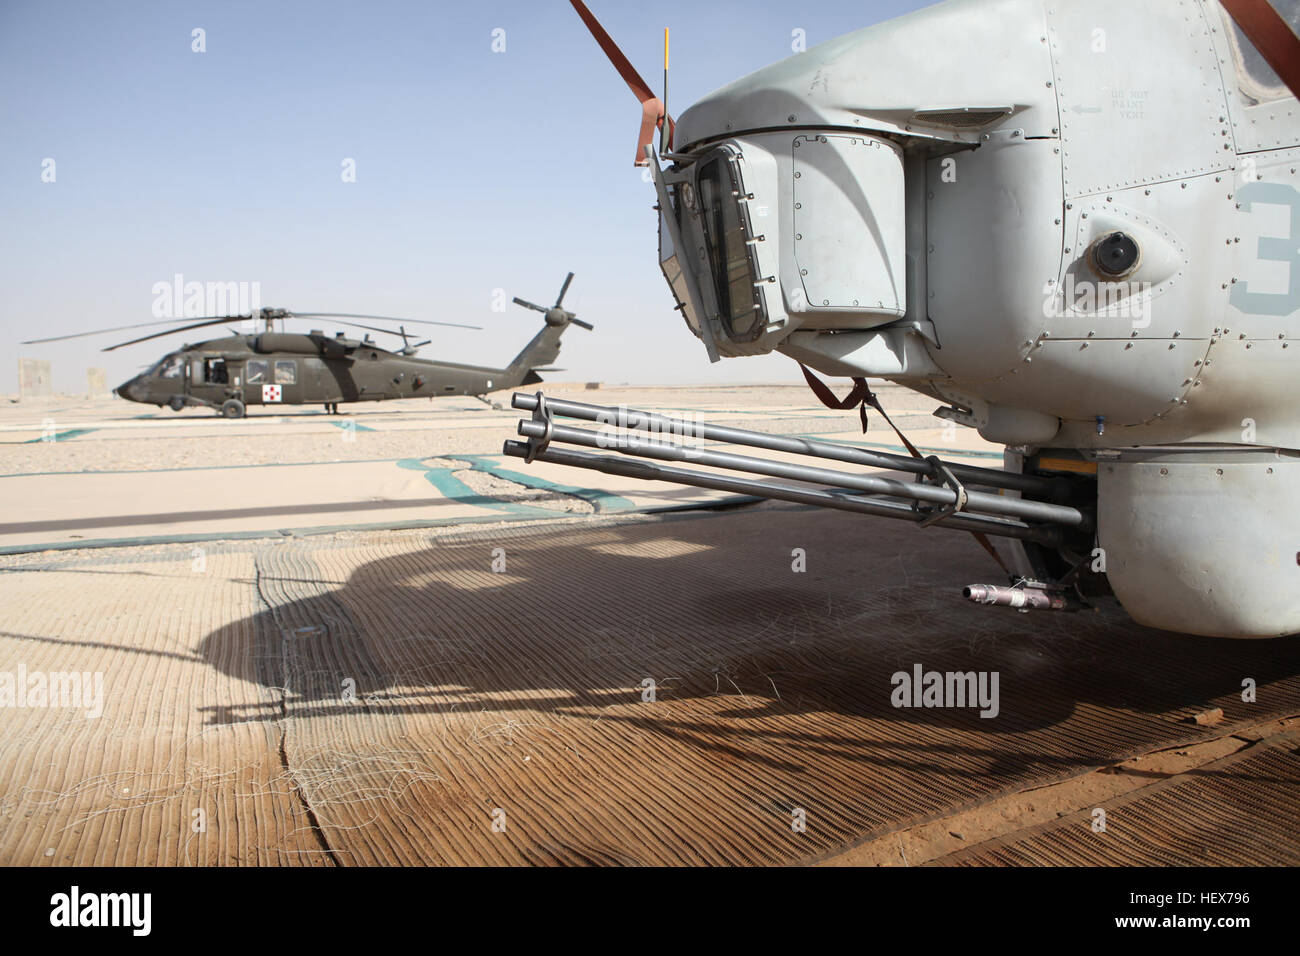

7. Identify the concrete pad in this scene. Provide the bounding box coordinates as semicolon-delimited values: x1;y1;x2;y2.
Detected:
0;385;1007;552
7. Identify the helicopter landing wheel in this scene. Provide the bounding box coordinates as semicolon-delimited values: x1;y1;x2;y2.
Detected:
168;396;186;412
220;399;245;420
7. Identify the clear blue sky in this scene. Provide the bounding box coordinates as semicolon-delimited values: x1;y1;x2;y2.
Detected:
0;0;930;393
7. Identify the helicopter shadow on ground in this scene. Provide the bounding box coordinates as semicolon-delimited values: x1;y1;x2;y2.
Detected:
0;493;533;539
116;395;500;422
192;504;1300;780
125;407;408;421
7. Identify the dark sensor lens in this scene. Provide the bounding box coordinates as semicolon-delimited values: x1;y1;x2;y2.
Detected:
1091;231;1140;277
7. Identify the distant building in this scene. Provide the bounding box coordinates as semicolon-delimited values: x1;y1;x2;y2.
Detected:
18;358;52;399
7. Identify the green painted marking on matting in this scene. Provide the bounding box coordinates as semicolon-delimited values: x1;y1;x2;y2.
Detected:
450;455;636;513
395;458;560;519
21;429;97;444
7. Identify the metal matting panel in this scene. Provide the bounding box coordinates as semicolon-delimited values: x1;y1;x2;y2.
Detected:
1;505;1297;865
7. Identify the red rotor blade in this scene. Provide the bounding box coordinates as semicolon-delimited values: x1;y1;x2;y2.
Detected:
569;0;675;163
1221;0;1300;100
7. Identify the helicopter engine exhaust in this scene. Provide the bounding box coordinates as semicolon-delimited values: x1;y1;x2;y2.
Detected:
504;392;1091;547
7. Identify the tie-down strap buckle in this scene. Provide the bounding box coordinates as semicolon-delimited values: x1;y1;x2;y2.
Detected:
916;455;969;528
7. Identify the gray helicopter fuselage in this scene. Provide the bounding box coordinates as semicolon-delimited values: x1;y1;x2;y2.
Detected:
647;0;1300;637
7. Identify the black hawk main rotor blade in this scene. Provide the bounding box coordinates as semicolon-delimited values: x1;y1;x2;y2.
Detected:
291;312;481;330
103;316;244;351
23;316;244;346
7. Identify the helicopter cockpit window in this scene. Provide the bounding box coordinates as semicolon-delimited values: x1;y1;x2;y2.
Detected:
1220;0;1299;105
246;360;268;384
274;360;297;385
156;354;184;379
695;153;764;341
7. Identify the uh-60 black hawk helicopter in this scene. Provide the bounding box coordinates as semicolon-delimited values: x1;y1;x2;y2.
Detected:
25;273;592;418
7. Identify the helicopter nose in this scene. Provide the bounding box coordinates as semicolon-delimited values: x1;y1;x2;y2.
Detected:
115;377;147;403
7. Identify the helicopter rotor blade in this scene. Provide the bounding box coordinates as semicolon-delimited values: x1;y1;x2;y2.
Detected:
35;309;478;352
570;318;595;331
102;316;242;352
1221;0;1300;101
554;272;575;308
22;315;247;346
324;320;402;337
323;319;440;341
512;297;548;314
570;0;655;101
290;312;481;330
316;320;446;350
568;0;675;161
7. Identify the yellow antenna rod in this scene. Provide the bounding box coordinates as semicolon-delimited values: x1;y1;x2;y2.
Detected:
660;27;670;152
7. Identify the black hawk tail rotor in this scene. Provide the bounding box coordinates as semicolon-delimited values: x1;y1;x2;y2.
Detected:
511;272;594;331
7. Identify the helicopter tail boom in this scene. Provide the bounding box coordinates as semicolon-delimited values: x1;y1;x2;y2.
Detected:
500;272;591;388
501;323;569;387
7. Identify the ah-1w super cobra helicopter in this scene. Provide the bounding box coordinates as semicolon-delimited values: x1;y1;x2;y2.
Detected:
506;0;1300;639
25;273;591;418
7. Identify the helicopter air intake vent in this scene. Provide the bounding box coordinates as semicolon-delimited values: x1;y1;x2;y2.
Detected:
911;107;1014;130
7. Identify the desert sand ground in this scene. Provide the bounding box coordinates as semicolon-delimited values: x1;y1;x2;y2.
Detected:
0;384;1296;865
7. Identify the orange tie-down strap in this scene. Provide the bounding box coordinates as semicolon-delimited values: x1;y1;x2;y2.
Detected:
798;364;1014;579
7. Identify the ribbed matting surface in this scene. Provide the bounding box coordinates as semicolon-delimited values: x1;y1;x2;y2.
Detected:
938;732;1300;865
2;504;1297;865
